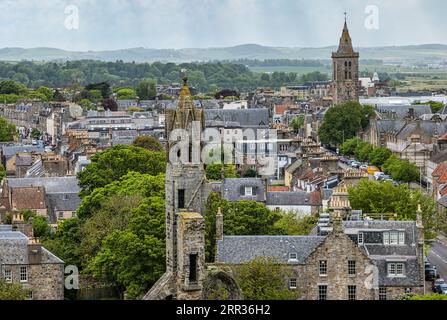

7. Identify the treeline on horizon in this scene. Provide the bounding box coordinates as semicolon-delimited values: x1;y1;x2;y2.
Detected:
0;60;329;93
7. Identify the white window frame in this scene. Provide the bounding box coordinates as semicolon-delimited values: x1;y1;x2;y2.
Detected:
383;231;405;245
244;187;253;196
358;232;364;245
318;285;327;300
319;260;327;276
379;287;387;300
387;263;405;277
3;268;12;283
348;260;356;276
289;278;297;289
19;266;28;283
289;253;297;260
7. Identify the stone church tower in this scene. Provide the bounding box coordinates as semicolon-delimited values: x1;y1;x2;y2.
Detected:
144;77;209;300
331;16;360;105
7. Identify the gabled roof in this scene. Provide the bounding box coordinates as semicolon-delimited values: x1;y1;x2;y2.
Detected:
221;178;266;202
217;235;325;264
266;191;321;206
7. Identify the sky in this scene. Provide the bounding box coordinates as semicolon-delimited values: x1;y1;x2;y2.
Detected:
0;0;445;51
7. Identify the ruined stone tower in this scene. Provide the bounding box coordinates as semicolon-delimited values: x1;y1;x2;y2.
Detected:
331;15;360;105
144;77;208;300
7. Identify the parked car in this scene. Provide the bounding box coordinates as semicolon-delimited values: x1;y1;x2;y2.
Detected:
374;172;385;180
351;162;360;168
377;174;392;181
360;164;368;171
425;268;437;281
435;283;447;294
432;278;445;292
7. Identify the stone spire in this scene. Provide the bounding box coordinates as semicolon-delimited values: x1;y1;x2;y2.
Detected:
336;16;354;54
177;76;195;110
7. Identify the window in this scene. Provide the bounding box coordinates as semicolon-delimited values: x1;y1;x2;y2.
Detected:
20;266;28;282
379;287;387;300
27;291;33;300
3;269;12;283
289;278;297;289
58;212;64;220
289;253;297;260
348;260;356;276
358;232;364;245
348;285;356;300
318;285;327;300
189;254;197;283
405;288;412;294
383;231;405;245
178;189;185;209
319;260;327;276
244;187;253;196
388;263;405;277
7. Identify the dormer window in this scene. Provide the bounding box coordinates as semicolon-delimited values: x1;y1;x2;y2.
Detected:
358;232;364;245
383;231;405;245
289;253;298;260
387;263;405;277
244;187;253;196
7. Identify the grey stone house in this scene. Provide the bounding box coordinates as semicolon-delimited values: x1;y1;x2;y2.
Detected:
216;213;425;300
0;225;64;300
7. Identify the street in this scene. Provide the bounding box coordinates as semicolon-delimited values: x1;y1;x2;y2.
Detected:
428;241;447;281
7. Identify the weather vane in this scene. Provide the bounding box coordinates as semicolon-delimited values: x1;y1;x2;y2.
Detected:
344;11;347;22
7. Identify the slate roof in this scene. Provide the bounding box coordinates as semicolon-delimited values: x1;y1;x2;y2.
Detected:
6;177;80;194
46;193;81;212
375;104;431;119
221;178;266;202
1;145;44;158
375;120;406;134
216;235;325;264
204;109;269;128
0;226;63;265
343;220;421;287
266;191;321;206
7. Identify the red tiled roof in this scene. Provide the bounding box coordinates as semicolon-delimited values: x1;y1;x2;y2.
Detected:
433;162;447;178
267;186;290;192
274;104;289;115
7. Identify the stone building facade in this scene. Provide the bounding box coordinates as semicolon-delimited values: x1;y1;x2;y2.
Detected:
144;78;210;300
216;208;425;300
331;18;360;105
0;224;64;300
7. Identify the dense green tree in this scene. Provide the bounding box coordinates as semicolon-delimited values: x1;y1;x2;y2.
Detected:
0;80;28;95
348;179;437;239
404;293;447;300
368;147;392;167
318;102;375;146
290;114;305;133
339;137;362;156
77;172;165;220
132;136;164;152
242;168;257;178
0;117;16;142
116;88;137;100
31;128;41;139
136;79;157;100
382;155;420;182
353;141;374;162
0;280;29;300
274;213;317;235
34;86;54;101
235;257;299;300
0;163;5;182
204;193;283;262
205;163;238;181
77;145;165;197
87;195;165;299
42;218;82;267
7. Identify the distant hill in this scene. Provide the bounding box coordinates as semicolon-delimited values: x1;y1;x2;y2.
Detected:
1;44;447;63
